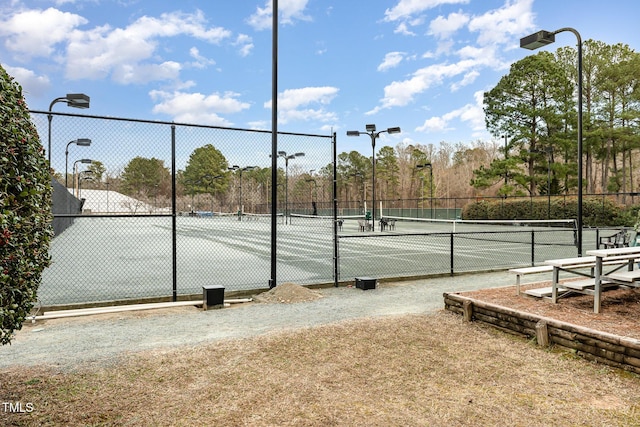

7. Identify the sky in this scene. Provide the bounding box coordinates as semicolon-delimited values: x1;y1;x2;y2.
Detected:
2;0;640;159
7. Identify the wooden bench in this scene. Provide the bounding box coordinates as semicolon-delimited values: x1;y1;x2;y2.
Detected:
603;269;640;283
509;265;554;295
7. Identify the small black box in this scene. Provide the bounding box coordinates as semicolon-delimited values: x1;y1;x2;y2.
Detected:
203;285;225;310
355;277;377;290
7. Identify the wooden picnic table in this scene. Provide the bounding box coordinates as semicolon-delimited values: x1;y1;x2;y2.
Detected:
587;246;640;313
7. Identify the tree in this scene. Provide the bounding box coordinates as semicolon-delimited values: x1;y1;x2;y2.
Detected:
120;157;170;198
376;145;400;199
480;51;571;196
1;65;53;345
87;160;106;183
181;144;230;196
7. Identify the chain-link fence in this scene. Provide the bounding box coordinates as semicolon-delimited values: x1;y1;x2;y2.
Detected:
32;110;334;306
30;110;627;308
337;227;588;283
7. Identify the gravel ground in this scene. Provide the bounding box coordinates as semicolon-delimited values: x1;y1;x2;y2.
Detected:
0;271;528;371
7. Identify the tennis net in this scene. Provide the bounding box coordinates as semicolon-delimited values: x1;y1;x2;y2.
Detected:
381;216;576;232
289;213;365;229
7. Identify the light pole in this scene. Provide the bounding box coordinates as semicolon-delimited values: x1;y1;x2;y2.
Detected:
65;138;92;188
47;93;90;165
417;163;433;219
521;28;583;256
305;178;318;215
78;170;93;200
201;174;223;215
503;134;509;186
72;158;93;197
544;147;553;219
271;151;305;223
228;165;257;220
347;124;401;230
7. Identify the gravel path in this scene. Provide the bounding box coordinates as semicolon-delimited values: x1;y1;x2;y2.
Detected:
0;271;526;371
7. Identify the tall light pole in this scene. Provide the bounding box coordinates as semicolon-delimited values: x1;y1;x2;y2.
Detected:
272;151;305;224
347;124;401;230
521;28;583;256
47;93;90;165
417;163;433;219
305;178;318;215
503;134;509;186
73;158;93;197
65;138;92;188
228;165;257;220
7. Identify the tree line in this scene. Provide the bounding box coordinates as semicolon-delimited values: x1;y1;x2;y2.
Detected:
477;40;640;202
66;40;640;212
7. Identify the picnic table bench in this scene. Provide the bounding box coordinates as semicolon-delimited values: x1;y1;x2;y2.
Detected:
588;246;640;313
544;255;636;306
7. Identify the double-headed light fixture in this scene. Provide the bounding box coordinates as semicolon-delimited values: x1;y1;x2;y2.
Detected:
347;124;401;230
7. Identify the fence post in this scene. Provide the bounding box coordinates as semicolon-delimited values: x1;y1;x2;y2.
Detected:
333;132;339;287
531;230;535;266
171;123;177;302
450;233;454;275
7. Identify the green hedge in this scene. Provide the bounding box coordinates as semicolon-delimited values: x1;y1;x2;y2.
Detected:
462;196;630;227
0;65;53;345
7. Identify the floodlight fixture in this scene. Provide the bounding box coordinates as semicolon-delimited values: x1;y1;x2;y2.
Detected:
387;127;401;134
65;93;91;108
520;30;555;50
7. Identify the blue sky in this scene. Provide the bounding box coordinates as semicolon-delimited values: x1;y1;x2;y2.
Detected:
2;0;640;158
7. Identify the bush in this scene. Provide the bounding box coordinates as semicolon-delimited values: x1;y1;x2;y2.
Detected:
0;65;53;345
462;196;625;227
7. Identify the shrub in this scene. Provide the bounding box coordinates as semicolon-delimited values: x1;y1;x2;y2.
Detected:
0;65;53;345
462;196;625;227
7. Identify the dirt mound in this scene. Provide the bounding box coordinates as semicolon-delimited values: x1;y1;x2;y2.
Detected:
254;282;323;304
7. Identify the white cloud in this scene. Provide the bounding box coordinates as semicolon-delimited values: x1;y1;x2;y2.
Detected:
378;52;405;72
0;7;87;59
188;47;216;69
393;22;416;36
150;90;251;126
468;0;535;46
247;0;312;31
234;34;254;57
450;70;479;91
428;11;469;39
384;0;469;22
64;10;231;83
415;90;485;134
264;86;339;124
367;60;478;114
3;65;51;97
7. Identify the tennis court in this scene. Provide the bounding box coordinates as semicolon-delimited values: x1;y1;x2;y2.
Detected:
39;212;591;307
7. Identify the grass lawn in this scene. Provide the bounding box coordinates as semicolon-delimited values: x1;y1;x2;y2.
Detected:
2;310;640;426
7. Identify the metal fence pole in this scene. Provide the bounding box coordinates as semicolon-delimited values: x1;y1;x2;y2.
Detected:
171;124;177;302
333;132;339;287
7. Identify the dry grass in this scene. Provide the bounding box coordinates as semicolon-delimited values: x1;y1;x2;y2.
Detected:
2;311;640;426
